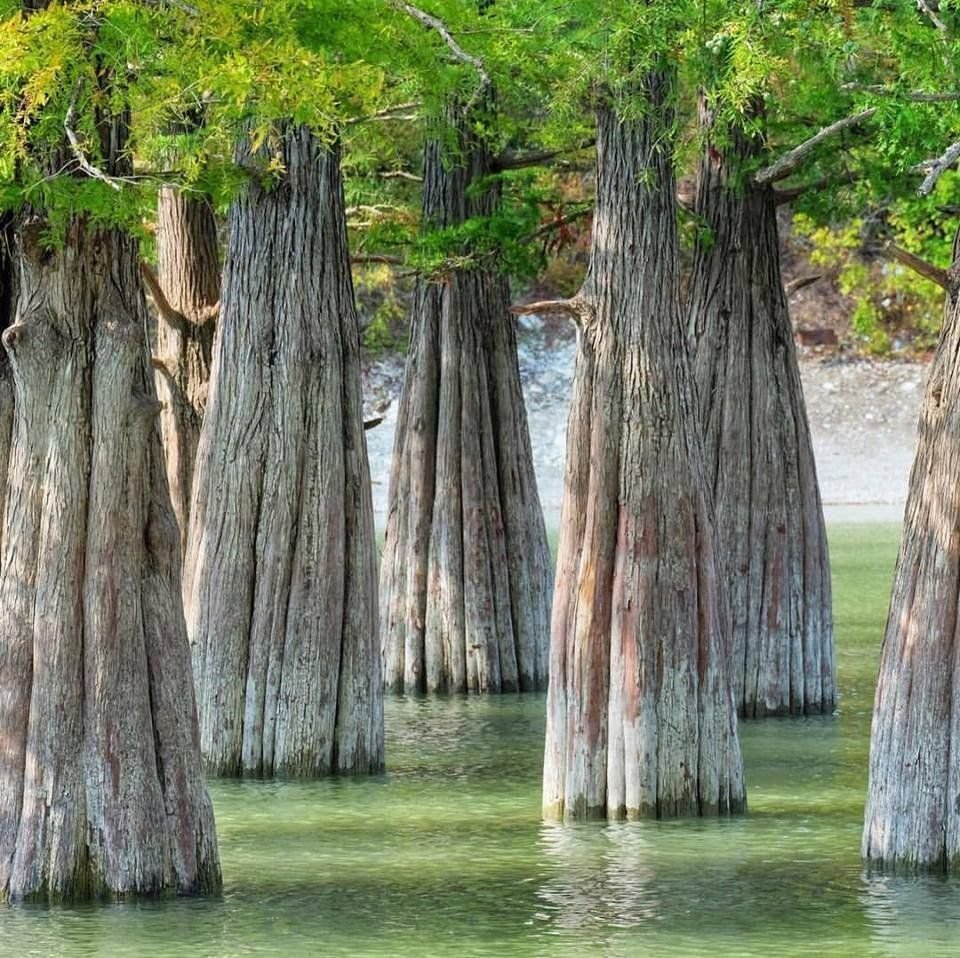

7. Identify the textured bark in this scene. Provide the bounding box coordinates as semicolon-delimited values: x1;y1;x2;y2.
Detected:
379;107;552;694
184;125;383;777
0;216;220;902
862;233;960;870
153;189;218;551
0;214;15;536
542;77;745;821
687;109;835;717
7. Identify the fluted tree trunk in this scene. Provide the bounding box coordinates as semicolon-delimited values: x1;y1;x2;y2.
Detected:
541;77;745;821
862;234;960;870
184;125;383;777
687;108;834;718
0;102;220;899
148;189;219;552
379;108;552;694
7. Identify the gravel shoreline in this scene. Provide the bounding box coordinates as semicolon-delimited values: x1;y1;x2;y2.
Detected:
363;326;923;530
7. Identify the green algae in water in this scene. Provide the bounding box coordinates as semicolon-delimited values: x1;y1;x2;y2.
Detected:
6;523;960;957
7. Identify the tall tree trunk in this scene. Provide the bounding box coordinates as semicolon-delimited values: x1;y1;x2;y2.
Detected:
183;125;383;777
379;108;552;694
151;189;218;553
0;214;15;536
0;7;219;897
687;108;834;717
542;77;745;821
0;216;220;902
862;233;960;870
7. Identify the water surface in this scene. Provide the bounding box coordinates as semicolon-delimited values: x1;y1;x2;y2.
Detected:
6;523;958;957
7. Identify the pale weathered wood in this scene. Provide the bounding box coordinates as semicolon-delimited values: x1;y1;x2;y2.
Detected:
862;232;960;870
542;75;745;821
688;107;835;718
0;214;220;902
379;105;552;694
184;125;383;777
152;189;219;554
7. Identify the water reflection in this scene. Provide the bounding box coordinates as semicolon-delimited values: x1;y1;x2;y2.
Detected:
862;871;960;957
536;822;660;931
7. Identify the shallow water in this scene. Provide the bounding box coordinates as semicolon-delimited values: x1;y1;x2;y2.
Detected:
6;523;958;957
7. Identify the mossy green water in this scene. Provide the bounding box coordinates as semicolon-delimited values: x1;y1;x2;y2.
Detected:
8;522;959;957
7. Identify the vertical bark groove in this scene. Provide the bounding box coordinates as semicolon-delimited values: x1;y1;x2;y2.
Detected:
687;108;835;718
862;237;960;870
379;106;552;694
542;77;746;821
184;125;383;777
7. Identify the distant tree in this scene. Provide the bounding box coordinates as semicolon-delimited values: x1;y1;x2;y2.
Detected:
379;2;552;694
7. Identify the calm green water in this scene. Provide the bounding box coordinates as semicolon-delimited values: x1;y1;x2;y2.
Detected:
7;523;960;957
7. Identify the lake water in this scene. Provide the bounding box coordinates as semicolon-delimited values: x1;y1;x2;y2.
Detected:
6;523;958;957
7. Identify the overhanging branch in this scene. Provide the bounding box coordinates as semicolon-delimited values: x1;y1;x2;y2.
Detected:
390;1;491;93
754;108;877;185
913;139;960;196
880;241;950;289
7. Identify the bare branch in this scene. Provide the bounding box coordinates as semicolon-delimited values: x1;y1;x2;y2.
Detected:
351;254;405;266
880;241;950;289
521;205;593;244
363;416;384;431
840;82;960;102
509;298;581;319
347;102;421;126
390;1;491;92
493;139;596;172
917;0;948;33
785;274;823;297
773;170;860;205
140;263;190;331
377;170;423;182
754;108;877;185
913;140;960;196
64;84;129;192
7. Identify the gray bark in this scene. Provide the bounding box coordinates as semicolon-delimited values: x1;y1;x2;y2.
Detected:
862;232;960;870
542;77;746;821
0;215;14;538
184;125;383;777
153;189;218;552
0;214;220;902
687;109;835;717
379;108;552;694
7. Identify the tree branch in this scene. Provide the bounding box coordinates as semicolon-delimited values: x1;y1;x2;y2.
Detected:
880;241;950;289
773;170;860;205
840;82;960;101
390;1;491;93
351;254;405;266
140;263;190;331
492;139;595;172
754;108;877;185
917;0;947;33
64;84;129;192
377;170;423;182
913;140;960;196
521;205;593;244
509;297;585;321
785;274;823;296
